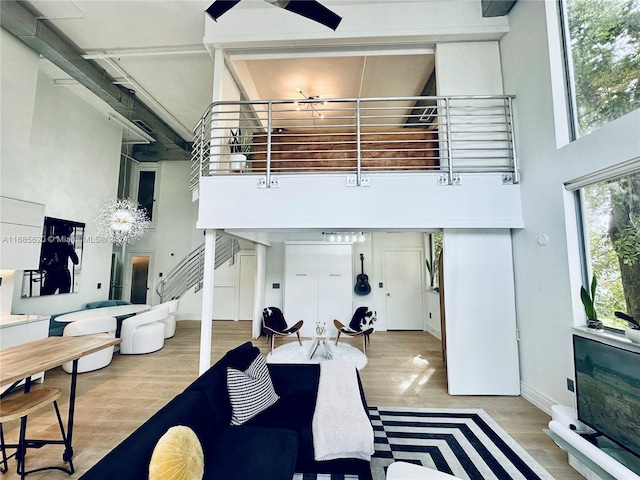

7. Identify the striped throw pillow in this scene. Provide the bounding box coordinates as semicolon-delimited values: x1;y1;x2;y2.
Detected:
227;353;279;425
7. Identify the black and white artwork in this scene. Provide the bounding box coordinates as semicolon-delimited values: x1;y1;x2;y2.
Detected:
22;217;85;297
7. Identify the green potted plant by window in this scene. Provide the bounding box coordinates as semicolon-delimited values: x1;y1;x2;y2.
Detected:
580;275;603;331
614;311;640;344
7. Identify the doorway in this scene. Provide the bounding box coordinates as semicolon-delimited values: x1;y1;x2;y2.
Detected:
384;249;424;330
123;253;152;304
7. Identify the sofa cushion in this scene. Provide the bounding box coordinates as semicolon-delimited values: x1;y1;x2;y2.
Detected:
248;363;373;479
204;426;298;480
227;353;279;425
149;426;204;480
186;342;261;426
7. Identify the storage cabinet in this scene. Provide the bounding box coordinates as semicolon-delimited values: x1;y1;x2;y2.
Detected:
284;243;352;338
0;196;45;270
1;315;49;392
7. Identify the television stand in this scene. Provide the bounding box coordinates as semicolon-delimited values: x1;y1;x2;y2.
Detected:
546;421;640;480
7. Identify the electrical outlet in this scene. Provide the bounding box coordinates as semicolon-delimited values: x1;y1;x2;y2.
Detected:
567;378;575;392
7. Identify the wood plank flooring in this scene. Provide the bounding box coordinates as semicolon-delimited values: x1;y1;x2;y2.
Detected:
0;321;582;479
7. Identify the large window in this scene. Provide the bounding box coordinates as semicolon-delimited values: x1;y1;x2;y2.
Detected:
582;170;640;330
564;0;640;137
426;231;443;290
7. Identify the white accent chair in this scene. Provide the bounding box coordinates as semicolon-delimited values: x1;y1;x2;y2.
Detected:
151;299;179;338
62;317;117;373
386;462;463;479
119;306;167;355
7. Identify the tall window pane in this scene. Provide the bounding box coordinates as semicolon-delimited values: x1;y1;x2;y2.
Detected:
137;170;156;221
565;0;640;136
582;170;640;329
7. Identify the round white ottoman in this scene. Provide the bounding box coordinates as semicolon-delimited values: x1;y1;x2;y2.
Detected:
386;461;463;480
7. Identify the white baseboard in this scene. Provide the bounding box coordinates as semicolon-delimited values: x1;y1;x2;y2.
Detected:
424;324;441;340
520;381;555;416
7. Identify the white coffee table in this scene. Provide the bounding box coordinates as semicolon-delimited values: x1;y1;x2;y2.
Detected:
54;304;150;323
308;335;333;360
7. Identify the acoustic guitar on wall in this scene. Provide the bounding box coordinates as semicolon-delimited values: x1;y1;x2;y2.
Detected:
354;253;371;295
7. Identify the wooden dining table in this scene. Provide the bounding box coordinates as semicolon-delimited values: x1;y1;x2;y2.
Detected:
0;335;121;466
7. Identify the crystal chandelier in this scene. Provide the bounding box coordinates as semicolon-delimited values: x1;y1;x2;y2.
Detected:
95;198;150;245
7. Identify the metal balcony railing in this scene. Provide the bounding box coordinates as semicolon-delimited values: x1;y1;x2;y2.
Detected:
191;95;518;191
155;234;239;302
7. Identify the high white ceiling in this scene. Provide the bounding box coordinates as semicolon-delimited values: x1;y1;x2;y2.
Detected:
20;0;436;146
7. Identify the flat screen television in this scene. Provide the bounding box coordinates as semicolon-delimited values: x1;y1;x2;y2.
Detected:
573;335;640;459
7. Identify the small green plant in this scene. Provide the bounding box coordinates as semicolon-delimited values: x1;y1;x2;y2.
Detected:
229;129;252;155
425;259;433;287
580;275;602;329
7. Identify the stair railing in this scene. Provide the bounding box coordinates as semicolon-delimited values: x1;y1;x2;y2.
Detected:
155;234;239;302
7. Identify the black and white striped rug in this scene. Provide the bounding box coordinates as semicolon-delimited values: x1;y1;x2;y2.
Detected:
295;407;554;480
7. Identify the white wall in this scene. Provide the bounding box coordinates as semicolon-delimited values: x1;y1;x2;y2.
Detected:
443;229;520;395
0;31;39;200
424;290;441;338
2;39;122;316
128;161;200;310
500;0;640;411
255;231;432;333
435;42;504;96
369;232;425;331
198;173;523;230
204;1;509;47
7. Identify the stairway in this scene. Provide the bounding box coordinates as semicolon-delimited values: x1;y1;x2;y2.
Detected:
155;234;239;302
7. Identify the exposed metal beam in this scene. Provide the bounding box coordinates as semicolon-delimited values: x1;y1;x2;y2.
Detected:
0;0;191;161
481;0;518;17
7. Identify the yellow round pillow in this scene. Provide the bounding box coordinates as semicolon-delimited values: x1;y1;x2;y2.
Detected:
149;426;204;480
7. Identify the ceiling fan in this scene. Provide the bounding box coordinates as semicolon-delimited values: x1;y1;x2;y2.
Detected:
205;0;342;30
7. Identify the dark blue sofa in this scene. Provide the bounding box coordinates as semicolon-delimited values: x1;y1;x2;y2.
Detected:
79;342;373;480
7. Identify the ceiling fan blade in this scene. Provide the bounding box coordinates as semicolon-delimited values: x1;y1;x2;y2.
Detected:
280;0;342;30
205;0;242;21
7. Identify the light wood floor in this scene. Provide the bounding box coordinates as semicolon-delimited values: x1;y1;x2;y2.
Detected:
1;321;581;479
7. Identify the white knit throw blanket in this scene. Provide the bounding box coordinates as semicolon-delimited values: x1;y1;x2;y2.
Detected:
312;360;375;461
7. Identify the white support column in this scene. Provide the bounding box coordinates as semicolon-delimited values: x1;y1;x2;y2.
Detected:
252;243;267;339
199;230;217;375
212;48;224;99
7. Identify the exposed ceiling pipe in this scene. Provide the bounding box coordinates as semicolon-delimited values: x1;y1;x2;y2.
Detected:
0;0;192;161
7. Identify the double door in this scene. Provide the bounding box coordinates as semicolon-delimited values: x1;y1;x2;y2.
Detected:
284;243;353;338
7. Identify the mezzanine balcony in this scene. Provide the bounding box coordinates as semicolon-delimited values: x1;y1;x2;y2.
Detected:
191;96;523;231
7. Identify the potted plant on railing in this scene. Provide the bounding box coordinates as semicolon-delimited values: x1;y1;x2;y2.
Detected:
580;275;603;331
614;311;640;344
229;129;251;172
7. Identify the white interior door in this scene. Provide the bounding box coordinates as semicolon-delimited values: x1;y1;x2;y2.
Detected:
385;249;424;330
318;244;353;336
238;253;255;320
284;244;319;336
284;243;352;337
